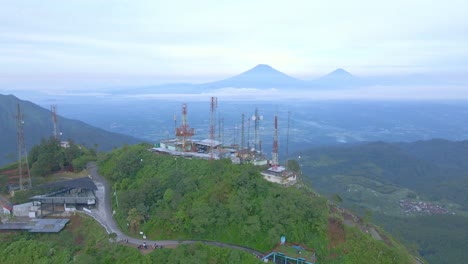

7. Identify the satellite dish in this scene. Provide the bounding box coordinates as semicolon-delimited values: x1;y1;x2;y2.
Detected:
252;116;256;121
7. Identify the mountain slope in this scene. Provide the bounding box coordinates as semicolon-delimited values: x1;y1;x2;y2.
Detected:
109;65;366;94
308;68;363;88
97;143;416;263
0;94;142;166
299;139;468;263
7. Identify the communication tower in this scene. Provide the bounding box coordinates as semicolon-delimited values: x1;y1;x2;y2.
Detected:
16;102;32;190
241;113;245;150
210;97;218;160
272;115;279;170
50;105;60;140
252;108;263;152
286;111;290;158
176;103;195;151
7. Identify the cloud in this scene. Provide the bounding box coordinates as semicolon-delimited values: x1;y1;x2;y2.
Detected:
111;85;468;102
1;0;468;92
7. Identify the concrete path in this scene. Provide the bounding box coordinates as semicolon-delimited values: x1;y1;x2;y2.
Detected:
84;162;263;256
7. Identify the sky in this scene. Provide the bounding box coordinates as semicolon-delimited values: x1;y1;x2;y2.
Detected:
1;0;468;92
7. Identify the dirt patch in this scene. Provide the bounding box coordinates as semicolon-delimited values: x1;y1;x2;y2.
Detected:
67;214;83;233
0;169;18;176
328;218;345;248
333;206;394;247
379;232;392;246
118;241;177;255
368;224;393;247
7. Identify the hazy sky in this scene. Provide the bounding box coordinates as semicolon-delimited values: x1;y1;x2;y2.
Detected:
1;0;467;90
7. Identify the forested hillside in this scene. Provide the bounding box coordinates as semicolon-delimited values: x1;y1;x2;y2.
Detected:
300;139;468;263
0;214;260;264
0;94;141;167
97;143;414;263
301;139;468;210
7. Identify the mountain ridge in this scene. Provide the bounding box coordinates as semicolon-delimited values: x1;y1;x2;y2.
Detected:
112;65;358;94
0;93;142;166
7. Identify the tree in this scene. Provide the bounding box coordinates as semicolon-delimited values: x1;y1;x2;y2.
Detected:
127;208;144;233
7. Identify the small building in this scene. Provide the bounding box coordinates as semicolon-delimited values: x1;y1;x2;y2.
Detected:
0;195;13;215
193;139;222;154
262;237;316;264
29;177;97;216
60;141;70;148
13;202;41;218
252;158;268;166
261;166;297;185
152;138;224;160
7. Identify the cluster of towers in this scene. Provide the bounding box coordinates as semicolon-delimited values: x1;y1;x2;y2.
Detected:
158;97;293;182
12;103;64;192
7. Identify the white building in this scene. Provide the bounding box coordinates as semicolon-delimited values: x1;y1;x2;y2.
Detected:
261;166;297;185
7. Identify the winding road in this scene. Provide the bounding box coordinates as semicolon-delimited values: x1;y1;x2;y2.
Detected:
84;163;263;256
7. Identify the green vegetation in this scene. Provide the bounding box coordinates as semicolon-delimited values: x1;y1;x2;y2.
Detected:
149;243;260;264
29;137;96;176
0;214;260;264
99;144;329;253
0;214;145;264
1;137;97;203
98;143;414;263
0;93;141;167
374;213;468;264
300;139;468;263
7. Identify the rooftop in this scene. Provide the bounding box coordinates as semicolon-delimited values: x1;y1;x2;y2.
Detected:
0;218;69;233
34;177;97;191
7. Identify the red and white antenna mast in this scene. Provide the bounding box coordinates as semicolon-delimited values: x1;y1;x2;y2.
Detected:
176;103;194;151
272;115;279;170
210;97;218;160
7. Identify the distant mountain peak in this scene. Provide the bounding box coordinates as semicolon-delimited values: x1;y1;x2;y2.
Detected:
254;63;270;68
244;64;281;74
318;68;356;82
201;64;304;89
328;68;353;77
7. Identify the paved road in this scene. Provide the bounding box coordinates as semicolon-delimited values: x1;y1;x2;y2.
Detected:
85;162;263;256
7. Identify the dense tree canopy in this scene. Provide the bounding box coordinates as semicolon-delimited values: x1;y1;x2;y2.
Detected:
28;137;96;177
99;143;414;263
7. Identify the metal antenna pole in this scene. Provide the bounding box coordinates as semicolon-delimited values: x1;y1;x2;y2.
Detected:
16;102;31;190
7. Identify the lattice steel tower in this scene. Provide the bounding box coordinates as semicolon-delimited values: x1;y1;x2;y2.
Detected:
16;102;31;190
